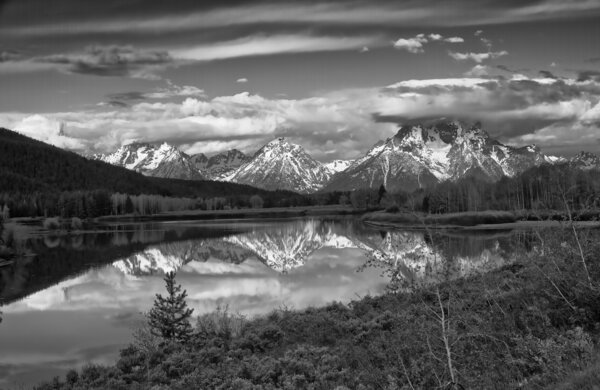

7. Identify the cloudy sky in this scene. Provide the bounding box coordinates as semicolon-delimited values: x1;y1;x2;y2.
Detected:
0;0;599;160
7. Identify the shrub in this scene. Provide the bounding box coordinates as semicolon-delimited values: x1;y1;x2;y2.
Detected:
385;205;400;213
43;217;61;230
70;217;83;230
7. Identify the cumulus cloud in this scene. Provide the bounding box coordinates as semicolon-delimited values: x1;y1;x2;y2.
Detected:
464;64;491;77
444;36;464;43
394;33;463;54
448;50;508;62
378;77;600;152
11;114;85;150
393;36;427;53
3;76;600;159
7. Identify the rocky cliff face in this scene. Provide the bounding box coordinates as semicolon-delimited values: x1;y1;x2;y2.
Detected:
192;149;251;180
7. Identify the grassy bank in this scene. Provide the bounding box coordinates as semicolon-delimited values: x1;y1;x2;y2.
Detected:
363;210;517;227
97;205;362;223
32;228;600;390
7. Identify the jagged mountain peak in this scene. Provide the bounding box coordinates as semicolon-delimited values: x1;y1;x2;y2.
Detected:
191;149;250;180
95;142;203;180
393;120;490;148
570;151;600;170
254;137;301;156
226;137;331;193
324;120;556;193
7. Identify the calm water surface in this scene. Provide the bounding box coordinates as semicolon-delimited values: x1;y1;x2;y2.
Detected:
0;217;536;388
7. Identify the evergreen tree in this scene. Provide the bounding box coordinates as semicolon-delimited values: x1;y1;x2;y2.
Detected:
147;272;194;343
125;196;134;214
378;184;387;204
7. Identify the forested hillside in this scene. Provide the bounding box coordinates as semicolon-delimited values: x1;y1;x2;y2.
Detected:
0;128;306;217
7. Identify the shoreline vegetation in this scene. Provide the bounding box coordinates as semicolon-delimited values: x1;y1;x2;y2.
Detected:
362;210;600;230
5;207;600;243
31;225;600;390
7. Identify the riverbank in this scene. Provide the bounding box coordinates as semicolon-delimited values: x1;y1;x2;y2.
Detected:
5;205;362;241
362;210;600;230
98;204;362;222
33;227;600;390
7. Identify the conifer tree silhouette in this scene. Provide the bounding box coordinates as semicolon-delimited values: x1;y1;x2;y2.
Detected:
147;272;194;343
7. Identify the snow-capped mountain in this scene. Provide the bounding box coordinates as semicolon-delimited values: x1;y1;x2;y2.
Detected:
225;137;332;193
95;142;203;180
192;149;250;180
570;151;600;170
92;122;592;193
324;121;559;192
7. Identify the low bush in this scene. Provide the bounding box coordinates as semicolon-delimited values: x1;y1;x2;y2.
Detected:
42;217;61;230
70;217;84;230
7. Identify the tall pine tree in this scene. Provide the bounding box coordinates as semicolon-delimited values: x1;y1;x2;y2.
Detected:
147;272;194;343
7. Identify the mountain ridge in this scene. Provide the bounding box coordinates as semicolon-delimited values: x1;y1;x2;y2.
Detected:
89;120;600;193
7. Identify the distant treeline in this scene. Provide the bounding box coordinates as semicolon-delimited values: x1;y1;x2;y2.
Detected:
0;190;329;218
371;164;600;215
426;164;600;213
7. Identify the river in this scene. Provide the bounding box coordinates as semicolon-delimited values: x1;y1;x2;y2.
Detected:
0;216;542;387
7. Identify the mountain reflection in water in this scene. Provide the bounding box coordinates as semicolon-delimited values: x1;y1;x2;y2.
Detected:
0;218;535;388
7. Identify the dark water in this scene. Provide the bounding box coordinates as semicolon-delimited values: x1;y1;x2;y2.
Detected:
0;217;536;388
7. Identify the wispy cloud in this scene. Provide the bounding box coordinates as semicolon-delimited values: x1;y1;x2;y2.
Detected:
3;0;600;38
170;34;382;61
37;45;173;79
0;50;20;62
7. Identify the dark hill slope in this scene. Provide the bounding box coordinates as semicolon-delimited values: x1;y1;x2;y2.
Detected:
0;128;301;200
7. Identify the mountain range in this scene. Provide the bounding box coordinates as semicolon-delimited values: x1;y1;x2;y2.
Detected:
94;120;599;194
